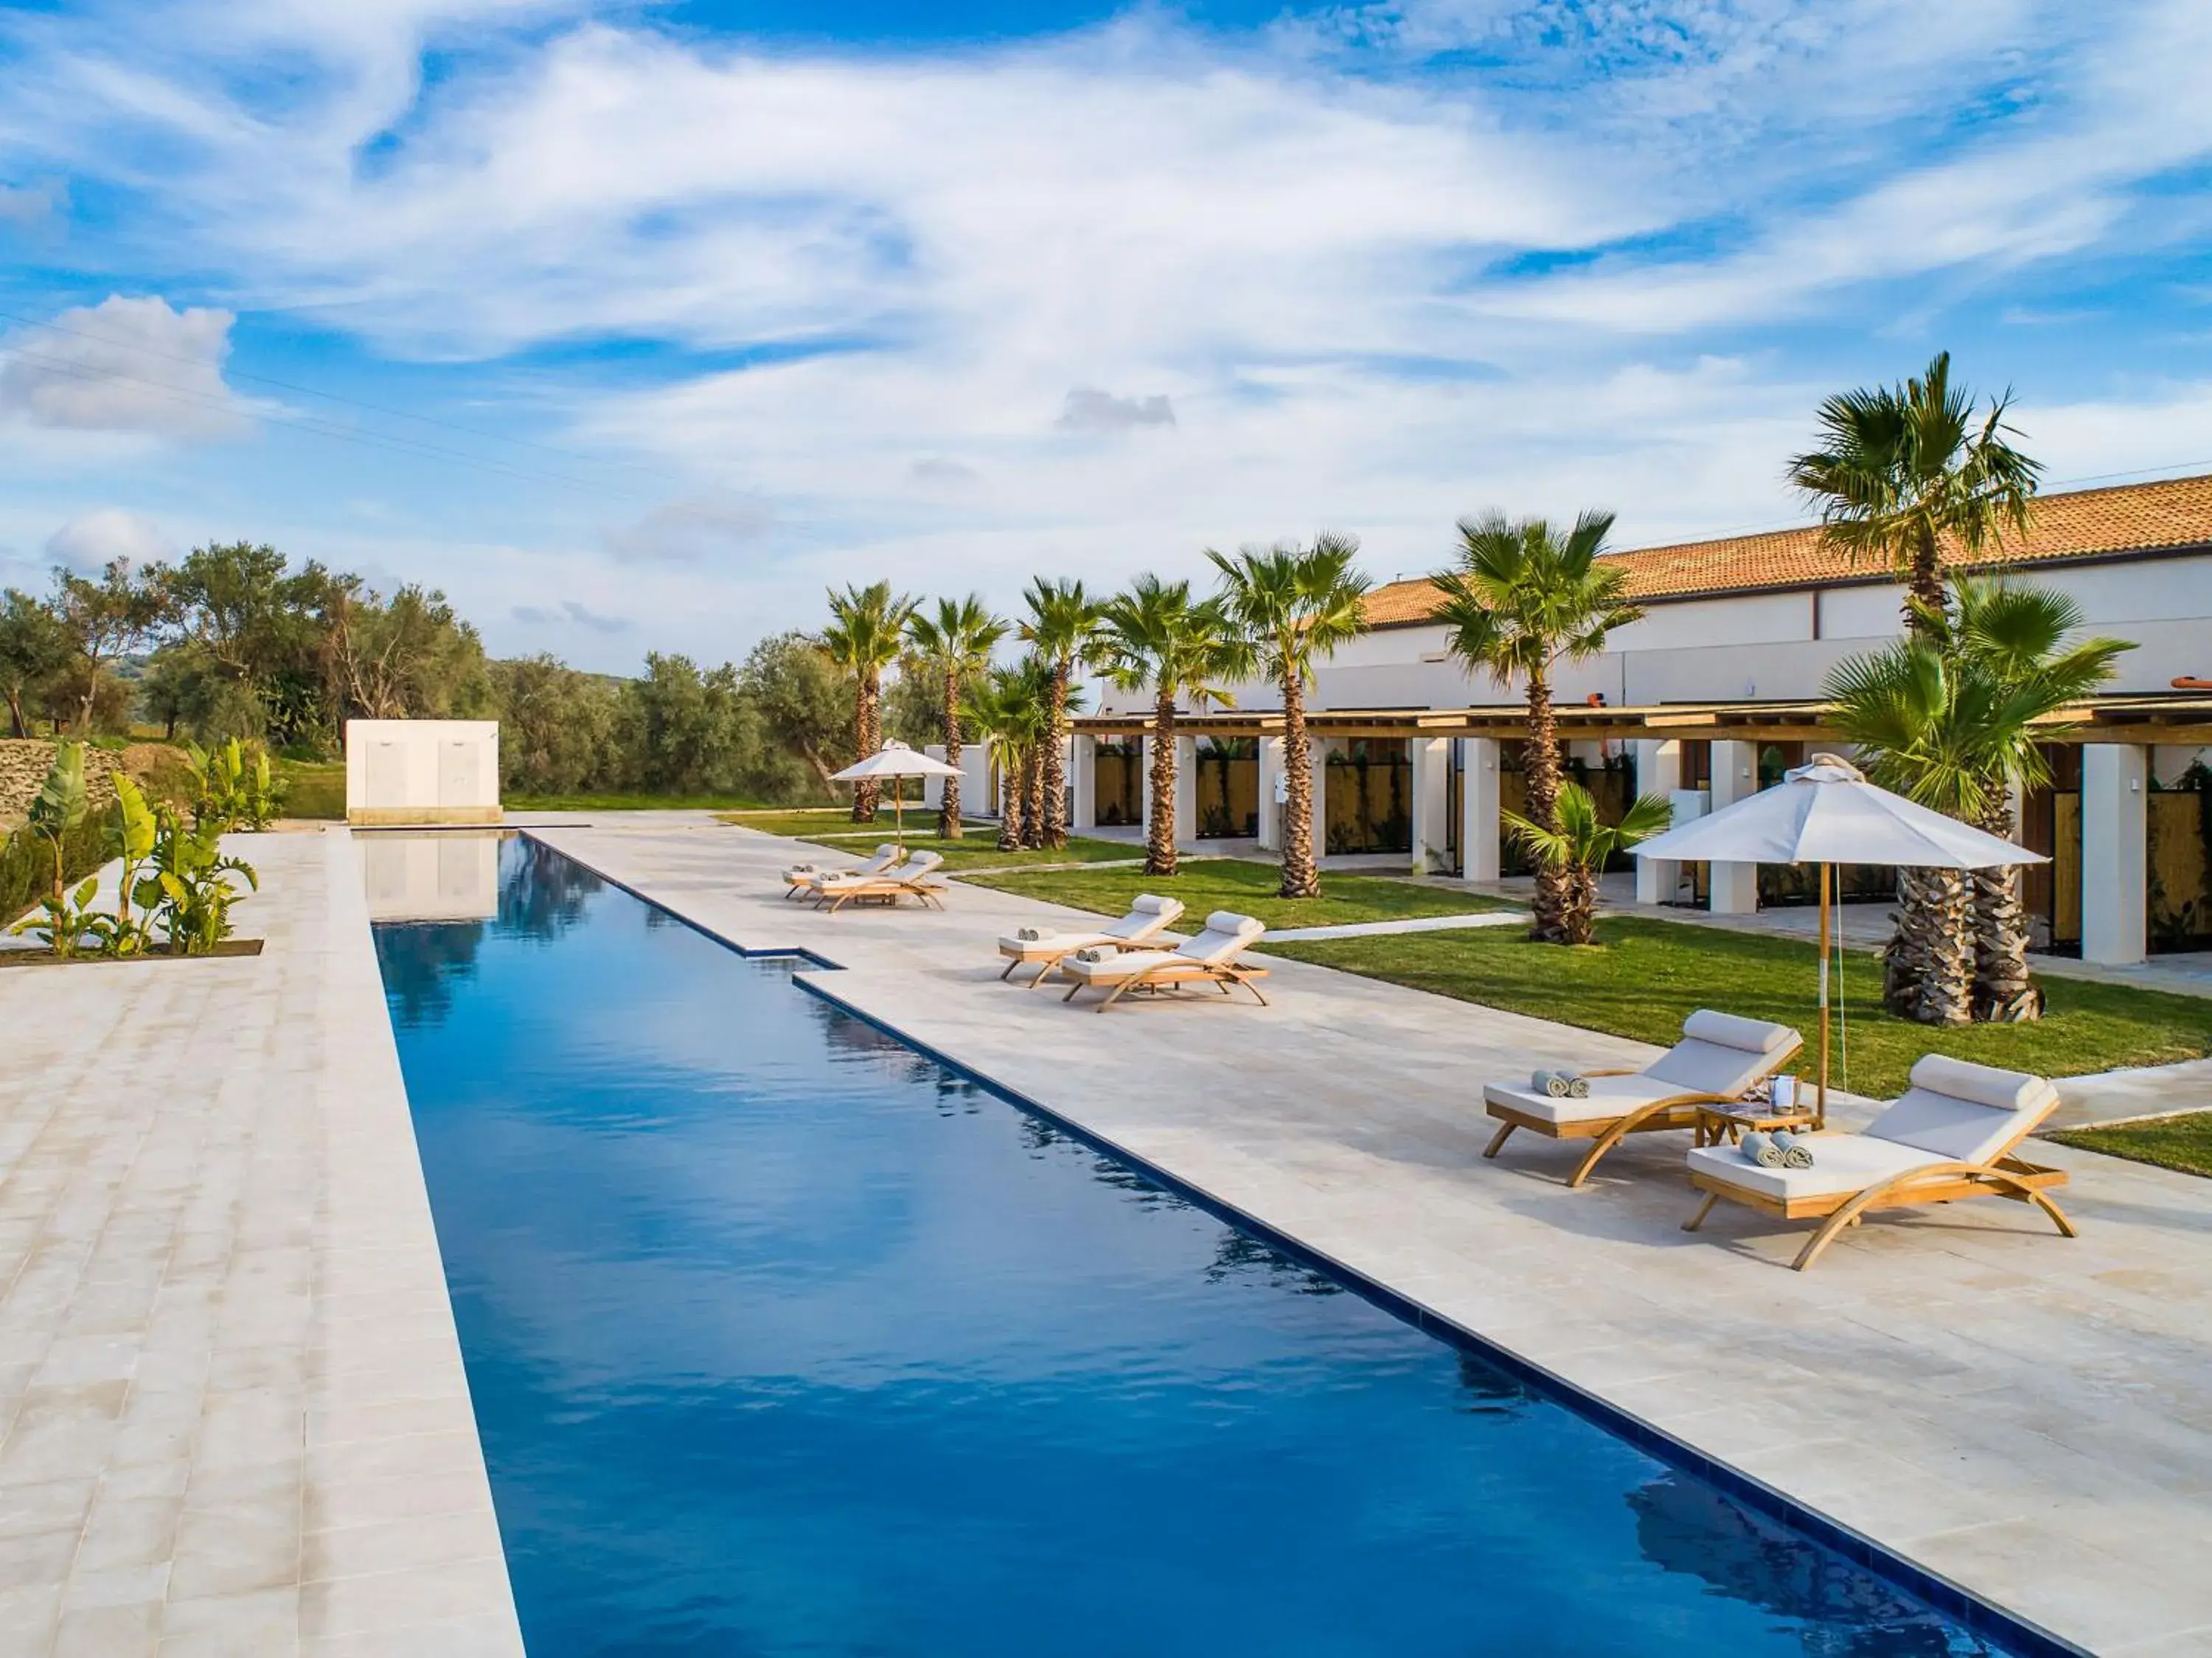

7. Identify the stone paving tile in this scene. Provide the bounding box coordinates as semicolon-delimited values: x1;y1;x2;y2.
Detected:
0;831;522;1657
556;817;2212;1658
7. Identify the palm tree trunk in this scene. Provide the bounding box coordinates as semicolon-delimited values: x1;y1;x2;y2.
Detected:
1279;671;1318;899
998;748;1026;850
1905;521;1946;639
1147;693;1178;877
1972;787;2041;1021
1885;867;1973;1024
1042;663;1070;850
939;665;963;840
852;673;880;822
1522;670;1570;943
1561;867;1598;946
1022;743;1045;850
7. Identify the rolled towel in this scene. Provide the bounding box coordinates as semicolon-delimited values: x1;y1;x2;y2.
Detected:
1739;1131;1786;1168
1072;947;1108;964
1015;926;1042;942
1531;1070;1571;1098
785;864;817;876
1567;1075;1591;1099
1772;1131;1815;1170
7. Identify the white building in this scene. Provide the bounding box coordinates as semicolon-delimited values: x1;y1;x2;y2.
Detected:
1071;472;2212;967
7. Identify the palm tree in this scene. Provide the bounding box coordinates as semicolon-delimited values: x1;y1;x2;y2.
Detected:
1787;352;2040;640
1503;783;1672;946
961;659;1057;851
1950;578;2132;1020
821;580;917;822
1017;577;1106;850
905;595;1007;839
1096;575;1246;877
1824;583;2128;1024
1207;534;1371;899
1433;511;1641;943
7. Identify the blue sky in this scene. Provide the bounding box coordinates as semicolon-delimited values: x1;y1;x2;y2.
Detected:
1;0;2209;671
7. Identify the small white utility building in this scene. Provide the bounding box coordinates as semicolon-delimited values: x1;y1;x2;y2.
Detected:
345;720;502;828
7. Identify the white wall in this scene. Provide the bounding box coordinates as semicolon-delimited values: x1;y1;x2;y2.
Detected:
345;720;501;826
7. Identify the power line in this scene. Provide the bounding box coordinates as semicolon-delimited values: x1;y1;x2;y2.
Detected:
0;306;693;487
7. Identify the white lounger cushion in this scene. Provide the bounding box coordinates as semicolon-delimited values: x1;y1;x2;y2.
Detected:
1687;1135;1942;1202
1481;1073;1690;1125
792;846;897;884
1864;1057;2059;1164
1680;1009;1797;1054
998;895;1185;957
1060;912;1265;982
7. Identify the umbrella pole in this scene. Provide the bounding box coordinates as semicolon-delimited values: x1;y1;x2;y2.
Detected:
1816;861;1831;1129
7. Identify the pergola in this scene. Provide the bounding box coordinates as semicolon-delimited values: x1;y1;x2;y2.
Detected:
1062;693;2212;968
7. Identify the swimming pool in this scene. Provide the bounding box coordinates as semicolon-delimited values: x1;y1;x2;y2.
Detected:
372;835;2014;1657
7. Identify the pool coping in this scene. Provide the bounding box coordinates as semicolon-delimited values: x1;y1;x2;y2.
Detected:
534;830;2085;1658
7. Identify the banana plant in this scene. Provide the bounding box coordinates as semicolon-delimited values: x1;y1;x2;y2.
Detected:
10;874;102;959
136;806;260;954
87;774;161;957
23;740;88;905
187;738;287;832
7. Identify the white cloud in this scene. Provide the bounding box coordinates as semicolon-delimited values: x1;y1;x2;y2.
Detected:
601;493;771;563
0;296;248;440
1057;389;1176;434
43;506;173;572
512;597;631;634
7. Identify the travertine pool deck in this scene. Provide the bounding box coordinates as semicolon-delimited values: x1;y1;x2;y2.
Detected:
0;830;522;1657
540;816;2212;1657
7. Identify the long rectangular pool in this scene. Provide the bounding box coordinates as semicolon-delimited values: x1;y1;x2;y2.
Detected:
371;835;2015;1657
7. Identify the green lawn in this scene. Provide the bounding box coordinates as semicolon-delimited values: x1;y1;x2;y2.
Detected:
508;792;771;812
1267;916;2212;1100
275;760;347;819
2051;1112;2212;1179
964;858;1517;929
719;808;990;839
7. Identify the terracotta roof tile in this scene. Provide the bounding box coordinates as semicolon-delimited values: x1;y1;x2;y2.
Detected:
1363;471;2212;629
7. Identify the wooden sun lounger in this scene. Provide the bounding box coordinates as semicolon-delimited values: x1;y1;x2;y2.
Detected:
1481;1010;1804;1188
996;895;1185;987
785;844;899;900
1681;1054;2074;1270
1057;912;1270;1011
814;853;947;915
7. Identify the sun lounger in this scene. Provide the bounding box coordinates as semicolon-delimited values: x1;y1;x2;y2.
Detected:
1682;1054;2073;1270
1057;911;1270;1010
1481;1010;1804;1188
815;850;948;914
785;844;899;900
997;895;1186;986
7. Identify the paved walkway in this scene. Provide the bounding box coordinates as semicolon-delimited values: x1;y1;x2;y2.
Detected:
0;831;522;1658
540;818;2212;1658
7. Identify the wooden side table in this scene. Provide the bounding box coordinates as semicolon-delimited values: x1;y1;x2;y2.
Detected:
1694;1101;1819;1150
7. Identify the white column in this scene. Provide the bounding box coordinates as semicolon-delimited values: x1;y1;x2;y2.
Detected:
922;743;948;810
1068;735;1096;830
1256;737;1284;851
1458;738;1501;882
1410;736;1452;875
1174;735;1198;849
1708;739;1759;914
2081;743;2149;966
1632;739;1682;904
961;743;992;819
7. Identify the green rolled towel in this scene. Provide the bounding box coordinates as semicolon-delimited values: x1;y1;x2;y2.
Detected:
1739;1131;1785;1168
1073;946;1108;964
1531;1070;1571;1098
1772;1131;1815;1170
1567;1075;1591;1098
1015;926;1042;942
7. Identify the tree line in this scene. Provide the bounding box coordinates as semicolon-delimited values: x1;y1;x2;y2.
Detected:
0;542;896;801
831;351;2129;1030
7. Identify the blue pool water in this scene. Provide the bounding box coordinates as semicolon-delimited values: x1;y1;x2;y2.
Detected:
372;836;2009;1657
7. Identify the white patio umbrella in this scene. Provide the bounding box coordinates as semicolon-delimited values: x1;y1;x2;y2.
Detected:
1629;753;2044;1123
827;740;963;850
